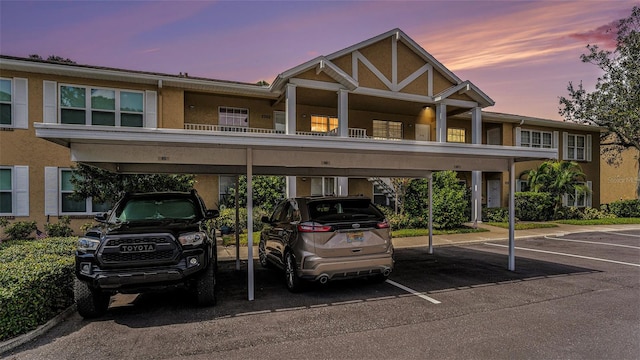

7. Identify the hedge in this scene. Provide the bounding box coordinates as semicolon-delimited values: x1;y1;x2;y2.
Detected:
0;237;77;341
603;199;640;218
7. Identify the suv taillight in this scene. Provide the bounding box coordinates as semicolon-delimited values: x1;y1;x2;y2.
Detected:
376;220;390;229
298;222;333;232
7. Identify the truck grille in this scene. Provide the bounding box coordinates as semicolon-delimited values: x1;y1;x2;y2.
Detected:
98;233;179;267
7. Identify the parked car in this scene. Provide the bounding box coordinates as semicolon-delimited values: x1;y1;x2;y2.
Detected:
74;190;219;318
259;196;394;291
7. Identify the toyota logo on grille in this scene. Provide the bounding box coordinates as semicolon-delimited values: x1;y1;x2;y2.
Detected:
352;223;361;229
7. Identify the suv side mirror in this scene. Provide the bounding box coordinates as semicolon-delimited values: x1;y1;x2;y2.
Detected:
94;213;108;223
205;209;220;219
261;215;271;224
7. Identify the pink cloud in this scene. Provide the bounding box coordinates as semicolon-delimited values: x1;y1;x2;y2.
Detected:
568;20;618;48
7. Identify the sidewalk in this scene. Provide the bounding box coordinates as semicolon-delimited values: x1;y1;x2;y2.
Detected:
217;223;640;261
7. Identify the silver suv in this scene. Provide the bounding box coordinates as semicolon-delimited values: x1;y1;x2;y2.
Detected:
259;196;394;292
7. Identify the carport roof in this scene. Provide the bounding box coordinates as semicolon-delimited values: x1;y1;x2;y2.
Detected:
35;123;557;176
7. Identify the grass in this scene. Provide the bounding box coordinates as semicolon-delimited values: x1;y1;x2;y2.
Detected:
553;218;640;225
485;222;559;230
221;231;261;246
391;226;488;238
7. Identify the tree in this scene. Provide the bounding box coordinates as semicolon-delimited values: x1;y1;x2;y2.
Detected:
520;160;589;212
70;163;195;206
559;6;640;198
220;175;285;212
403;171;468;229
28;54;76;64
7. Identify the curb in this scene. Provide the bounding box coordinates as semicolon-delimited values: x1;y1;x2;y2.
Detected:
0;305;77;355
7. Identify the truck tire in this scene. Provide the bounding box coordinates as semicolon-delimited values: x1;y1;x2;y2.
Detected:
74;279;110;318
195;261;216;306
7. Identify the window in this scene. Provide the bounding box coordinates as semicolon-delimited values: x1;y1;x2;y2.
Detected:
0;78;11;126
219;175;236;205
373;120;402;140
566;134;585;161
521;130;552;148
516;180;529;192
0;166;29;216
565;181;592;208
59;169;110;214
219;107;248;127
59;85;144;127
311;115;338;133
311;177;336;196
274;111;286;133
0;168;12;214
447;128;466;143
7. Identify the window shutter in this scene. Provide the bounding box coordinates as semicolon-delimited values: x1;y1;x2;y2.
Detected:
13;78;28;129
145;90;157;128
14;166;29;216
586;134;592;162
562;132;568;160
514;127;521;146
516;180;522;192
586;181;593;207
562;193;568;207
44;167;59;216
43;81;58;123
552;131;559;149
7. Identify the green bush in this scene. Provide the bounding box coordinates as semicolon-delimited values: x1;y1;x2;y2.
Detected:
2;221;37;240
0;237;77;341
483;207;509;222
603;199;640;218
581;207;616;220
553;206;615;220
45;216;74;237
209;206;269;234
515;192;555;221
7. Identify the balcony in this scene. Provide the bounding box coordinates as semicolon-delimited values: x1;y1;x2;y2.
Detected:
184;123;371;139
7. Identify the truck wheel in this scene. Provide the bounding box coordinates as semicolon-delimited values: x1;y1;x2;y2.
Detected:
74;279;110;318
195;262;216;306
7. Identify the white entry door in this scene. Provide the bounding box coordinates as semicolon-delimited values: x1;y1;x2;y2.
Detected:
487;180;501;208
415;124;430;141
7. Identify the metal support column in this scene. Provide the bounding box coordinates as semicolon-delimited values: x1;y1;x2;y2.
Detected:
508;159;516;271
246;148;255;300
235;175;240;271
428;172;434;255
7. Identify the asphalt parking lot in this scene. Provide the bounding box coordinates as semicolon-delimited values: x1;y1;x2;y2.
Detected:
5;229;640;360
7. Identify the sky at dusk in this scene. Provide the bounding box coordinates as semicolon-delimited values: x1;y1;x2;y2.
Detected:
0;0;636;120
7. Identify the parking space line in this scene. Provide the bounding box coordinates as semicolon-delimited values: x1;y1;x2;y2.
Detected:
385;279;441;304
544;236;640;249
485;243;640;268
605;231;640;238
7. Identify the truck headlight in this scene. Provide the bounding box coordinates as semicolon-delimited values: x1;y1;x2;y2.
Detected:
77;237;100;252
179;232;206;246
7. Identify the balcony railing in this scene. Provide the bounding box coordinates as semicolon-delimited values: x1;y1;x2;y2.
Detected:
184;123;370;139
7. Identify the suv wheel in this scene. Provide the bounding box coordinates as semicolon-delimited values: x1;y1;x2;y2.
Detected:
284;252;302;292
195;261;216;306
74;279;110;318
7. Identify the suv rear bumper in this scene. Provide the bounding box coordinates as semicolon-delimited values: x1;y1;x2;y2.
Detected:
299;251;394;281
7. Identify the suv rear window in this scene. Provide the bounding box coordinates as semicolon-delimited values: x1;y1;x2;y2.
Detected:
307;199;383;222
115;198;198;221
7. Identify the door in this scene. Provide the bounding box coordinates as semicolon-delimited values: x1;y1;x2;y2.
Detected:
415;124;431;141
487;128;501;145
487;180;501;208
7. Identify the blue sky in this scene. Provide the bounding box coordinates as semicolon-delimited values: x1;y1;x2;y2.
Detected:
0;0;635;120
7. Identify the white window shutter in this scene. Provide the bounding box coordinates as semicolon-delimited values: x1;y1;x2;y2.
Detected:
514;127;521;146
14;166;29;216
562;132;568;160
562;193;568;207
145;90;157;128
586;181;593;207
44;167;59;216
516;180;522;192
13;78;28;129
552;131;559;149
586;134;592;162
43;81;58;123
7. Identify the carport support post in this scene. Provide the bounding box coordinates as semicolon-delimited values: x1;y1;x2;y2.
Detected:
508;159;515;271
247;148;255;301
428;172;433;255
235;175;240;271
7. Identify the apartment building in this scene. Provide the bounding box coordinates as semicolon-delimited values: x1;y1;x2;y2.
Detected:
0;29;599;233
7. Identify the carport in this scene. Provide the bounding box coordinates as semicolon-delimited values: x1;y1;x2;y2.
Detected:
35;122;557;300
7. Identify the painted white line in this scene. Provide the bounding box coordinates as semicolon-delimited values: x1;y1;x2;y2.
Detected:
385;279;441;304
605;231;640;238
544;236;640;249
485;243;640;268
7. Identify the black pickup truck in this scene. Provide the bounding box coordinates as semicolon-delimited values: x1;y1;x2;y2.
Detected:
74;190;219;318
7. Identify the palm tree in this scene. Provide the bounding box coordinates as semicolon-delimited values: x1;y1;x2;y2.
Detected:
520;160;590;212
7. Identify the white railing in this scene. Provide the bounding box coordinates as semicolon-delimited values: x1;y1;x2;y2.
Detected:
184;123;371;139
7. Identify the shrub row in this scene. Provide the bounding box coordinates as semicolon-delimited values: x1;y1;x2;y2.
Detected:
208;206;270;234
0;237;77;341
603;199;640;218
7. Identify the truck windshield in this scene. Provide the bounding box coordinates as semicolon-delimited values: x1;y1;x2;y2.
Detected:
115;198;197;222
